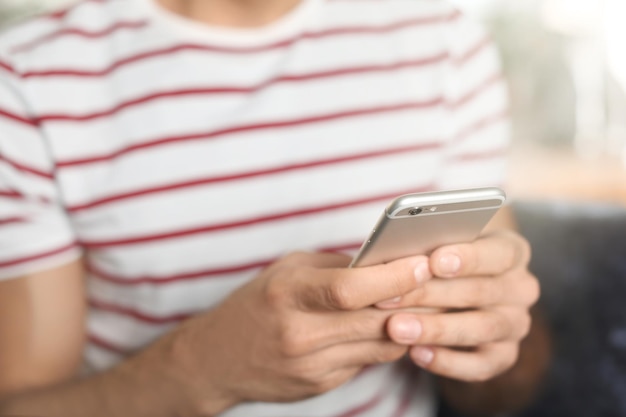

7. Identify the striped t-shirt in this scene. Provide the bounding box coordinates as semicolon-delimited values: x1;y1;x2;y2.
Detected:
0;0;509;415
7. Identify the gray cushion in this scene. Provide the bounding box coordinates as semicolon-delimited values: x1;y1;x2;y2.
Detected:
513;201;626;417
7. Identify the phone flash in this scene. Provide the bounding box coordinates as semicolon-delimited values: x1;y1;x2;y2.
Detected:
428;207;437;212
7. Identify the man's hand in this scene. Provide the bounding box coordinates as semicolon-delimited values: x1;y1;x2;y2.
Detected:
377;230;539;382
156;251;433;415
0;252;431;417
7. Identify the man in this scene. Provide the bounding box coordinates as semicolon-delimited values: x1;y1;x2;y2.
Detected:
0;0;548;416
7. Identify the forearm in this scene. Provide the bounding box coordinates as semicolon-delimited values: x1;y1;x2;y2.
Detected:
436;309;552;416
0;331;230;417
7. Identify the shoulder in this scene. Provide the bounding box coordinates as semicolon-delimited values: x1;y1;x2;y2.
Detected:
0;0;146;75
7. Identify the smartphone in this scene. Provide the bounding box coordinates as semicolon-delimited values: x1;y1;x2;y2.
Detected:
350;187;506;267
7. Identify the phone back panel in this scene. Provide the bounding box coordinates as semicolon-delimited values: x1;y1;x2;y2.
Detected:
350;188;505;267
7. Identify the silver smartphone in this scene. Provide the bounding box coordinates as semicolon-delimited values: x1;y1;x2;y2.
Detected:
350;187;506;267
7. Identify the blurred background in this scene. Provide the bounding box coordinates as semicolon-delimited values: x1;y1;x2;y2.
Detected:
2;0;625;203
454;0;626;205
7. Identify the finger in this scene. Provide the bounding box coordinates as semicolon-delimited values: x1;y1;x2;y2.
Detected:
430;231;531;278
386;308;531;347
409;342;519;382
293;255;431;311
278;308;389;357
322;340;409;368
307;306;444;351
378;274;540;310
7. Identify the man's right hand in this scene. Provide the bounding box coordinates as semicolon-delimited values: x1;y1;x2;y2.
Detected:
0;252;431;417
154;252;431;415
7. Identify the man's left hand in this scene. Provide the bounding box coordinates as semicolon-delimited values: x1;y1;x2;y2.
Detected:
376;230;540;382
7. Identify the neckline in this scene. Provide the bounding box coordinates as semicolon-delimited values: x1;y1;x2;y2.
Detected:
137;0;321;46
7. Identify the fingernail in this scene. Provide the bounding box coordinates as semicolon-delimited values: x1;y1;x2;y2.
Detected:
414;261;430;284
412;347;434;365
376;296;401;308
438;254;461;276
394;319;422;343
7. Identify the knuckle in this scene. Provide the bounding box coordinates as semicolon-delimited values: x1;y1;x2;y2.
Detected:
489;345;520;379
278;330;313;358
326;279;357;310
352;311;385;336
525;275;541;306
471;345;519;382
452;325;471;346
423;317;447;344
386;263;412;294
482;312;509;342
264;272;292;310
515;235;532;266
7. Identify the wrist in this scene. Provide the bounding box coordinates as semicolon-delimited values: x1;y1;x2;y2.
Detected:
144;319;238;416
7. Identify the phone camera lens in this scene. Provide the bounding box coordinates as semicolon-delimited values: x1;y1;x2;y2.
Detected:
408;207;423;216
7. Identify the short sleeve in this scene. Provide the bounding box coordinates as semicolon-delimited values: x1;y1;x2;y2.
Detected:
436;8;511;190
0;60;81;280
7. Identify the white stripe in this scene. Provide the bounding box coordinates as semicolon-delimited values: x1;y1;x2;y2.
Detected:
56;106;444;203
73;150;439;242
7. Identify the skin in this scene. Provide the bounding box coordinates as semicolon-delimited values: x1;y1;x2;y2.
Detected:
0;1;550;416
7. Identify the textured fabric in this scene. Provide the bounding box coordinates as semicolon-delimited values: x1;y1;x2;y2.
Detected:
0;0;509;415
512;202;626;417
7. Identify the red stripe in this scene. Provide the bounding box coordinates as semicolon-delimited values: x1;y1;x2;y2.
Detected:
45;0;108;20
12;20;149;54
87;333;129;356
0;60;16;74
318;241;364;255
88;257;274;285
0;217;27;226
333;364;415;417
449;9;463;22
334;393;384;417
38;53;448;123
88;241;364;286
79;185;433;249
455;109;509;144
454;36;492;67
0;189;24;200
389;371;416;417
89;298;193;325
392;378;416;417
56;99;443;169
68;141;442;213
88;246;362;320
449;73;504;110
0;241;78;269
0;108;38;127
0;154;54;180
22;13;455;78
0;190;52;205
